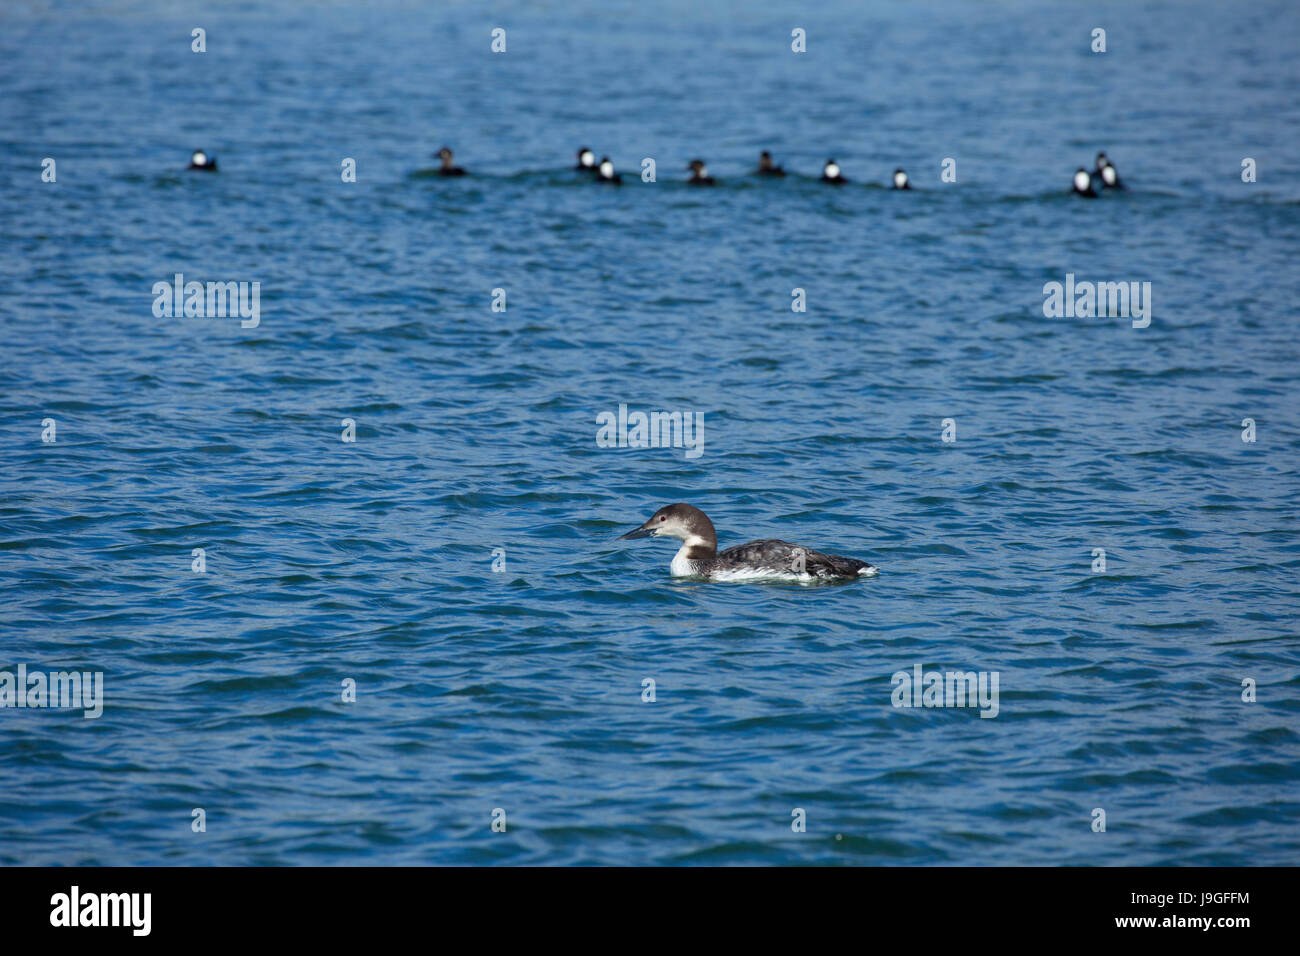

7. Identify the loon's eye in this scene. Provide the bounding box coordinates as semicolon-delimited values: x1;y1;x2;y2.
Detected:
659;515;666;522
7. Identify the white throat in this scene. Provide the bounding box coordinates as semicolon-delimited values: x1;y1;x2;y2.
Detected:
825;163;840;179
1074;171;1091;191
599;160;614;177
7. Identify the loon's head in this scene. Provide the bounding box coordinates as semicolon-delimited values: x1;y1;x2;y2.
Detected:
577;147;595;168
437;146;455;166
687;158;709;177
1095;151;1109;173
758;150;774;170
619;503;718;552
893;168;909;189
1073;168;1094;194
598;156;616;179
823;159;841;181
188;149;214;170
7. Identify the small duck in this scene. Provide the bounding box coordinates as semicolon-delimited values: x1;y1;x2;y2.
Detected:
755;150;785;177
436;147;466;176
187;150;217;172
687;159;715;186
575;146;597;173
1095;151;1123;189
596;156;622;185
618;503;877;582
821;159;847;184
892;168;912;190
1072;167;1097;197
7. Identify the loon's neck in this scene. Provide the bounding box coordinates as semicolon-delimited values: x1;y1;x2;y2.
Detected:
675;532;716;560
670;535;715;576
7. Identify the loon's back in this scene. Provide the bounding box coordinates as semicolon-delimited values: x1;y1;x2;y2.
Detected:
712;539;875;580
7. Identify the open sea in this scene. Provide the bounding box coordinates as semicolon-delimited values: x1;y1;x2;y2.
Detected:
1;0;1298;865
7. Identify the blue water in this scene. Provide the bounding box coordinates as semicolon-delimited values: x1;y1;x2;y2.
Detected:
2;0;1299;866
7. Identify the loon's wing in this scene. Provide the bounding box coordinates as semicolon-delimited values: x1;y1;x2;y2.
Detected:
720;540;874;577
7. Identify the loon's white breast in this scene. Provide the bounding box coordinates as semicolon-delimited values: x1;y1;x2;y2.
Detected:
669;545;699;577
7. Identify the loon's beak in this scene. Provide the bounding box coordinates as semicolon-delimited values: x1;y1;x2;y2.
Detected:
618;525;653;540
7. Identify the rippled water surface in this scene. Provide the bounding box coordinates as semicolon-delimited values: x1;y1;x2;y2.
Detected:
1;0;1299;865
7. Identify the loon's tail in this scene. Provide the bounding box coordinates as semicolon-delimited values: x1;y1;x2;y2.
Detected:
810;551;875;579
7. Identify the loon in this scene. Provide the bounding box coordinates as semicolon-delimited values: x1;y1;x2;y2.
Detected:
892;168;912;190
1072;167;1097;197
618;503;877;581
576;146;596;172
1095;151;1123;189
187;150;217;172
687;159;715;185
821;159;846;184
596;156;622;184
755;151;785;177
436;147;466;176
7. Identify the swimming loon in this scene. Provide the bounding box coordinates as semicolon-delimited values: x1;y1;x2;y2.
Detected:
618;503;877;581
436;147;466;176
687;159;715;185
596;156;622;184
1072;167;1097;197
892;168;912;190
188;150;217;172
756;151;785;177
576;147;596;172
821;159;846;184
1095;151;1122;189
